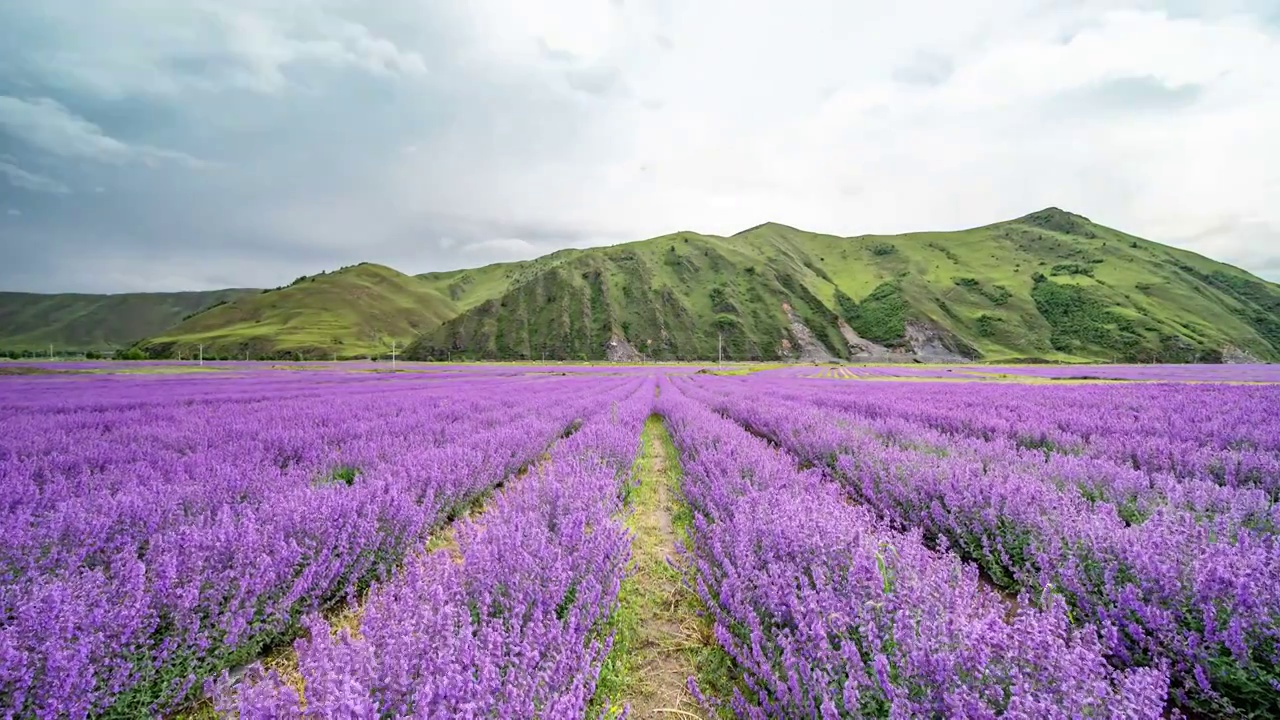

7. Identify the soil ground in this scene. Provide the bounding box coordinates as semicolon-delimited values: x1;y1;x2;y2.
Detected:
601;416;707;719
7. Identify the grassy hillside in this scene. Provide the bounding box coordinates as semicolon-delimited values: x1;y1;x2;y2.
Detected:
0;289;255;352
406;209;1280;363
134;263;458;359
414;233;814;361
14;209;1278;363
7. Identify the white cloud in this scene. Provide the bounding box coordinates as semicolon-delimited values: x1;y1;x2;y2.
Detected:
464;238;538;257
0;96;204;167
1;1;427;98
209;5;427;92
0;158;70;194
2;0;1280;290
7;208;22;216
379;1;1280;274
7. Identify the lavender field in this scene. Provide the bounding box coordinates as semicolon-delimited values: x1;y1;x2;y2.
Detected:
1;363;1278;718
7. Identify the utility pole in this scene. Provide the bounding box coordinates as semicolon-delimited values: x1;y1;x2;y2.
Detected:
199;344;203;366
391;339;397;371
718;332;723;370
49;343;53;361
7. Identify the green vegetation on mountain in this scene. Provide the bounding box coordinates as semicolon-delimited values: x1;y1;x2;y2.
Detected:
0;289;255;353
405;208;1280;363
413;232;812;361
7;209;1280;363
133;263;457;359
835;282;909;346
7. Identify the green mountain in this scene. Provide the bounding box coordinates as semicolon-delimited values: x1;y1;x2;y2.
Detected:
8;209;1278;363
134;263;457;360
0;289;255;353
406;208;1280;363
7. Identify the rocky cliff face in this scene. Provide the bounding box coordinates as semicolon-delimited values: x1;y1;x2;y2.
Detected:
781;302;836;362
904;320;979;363
838;319;894;359
604;334;642;362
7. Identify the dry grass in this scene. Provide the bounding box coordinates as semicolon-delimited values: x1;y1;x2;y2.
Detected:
591;416;711;719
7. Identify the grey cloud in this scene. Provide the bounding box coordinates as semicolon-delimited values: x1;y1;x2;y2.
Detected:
0;51;608;292
891;51;954;87
1162;0;1280;26
537;38;580;63
564;66;626;96
0;2;427;100
451;227;626;267
0;96;203;166
462;237;538;257
0;0;1277;295
1172;217;1280;281
1053;75;1203;115
0;1;497;292
319;18;429;77
534;39;628;98
0;158;69;193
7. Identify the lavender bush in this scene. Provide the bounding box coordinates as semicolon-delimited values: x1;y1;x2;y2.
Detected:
685;374;1280;716
224;378;654;717
658;377;1167;718
0;371;637;716
3;365;1276;718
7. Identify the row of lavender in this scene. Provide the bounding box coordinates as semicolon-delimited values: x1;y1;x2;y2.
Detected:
683;375;1280;716
657;377;1168;717
1;361;698;377
763;376;1280;495
968;364;1280;383
769;363;1280;383
226;378;655;716
0;371;636;717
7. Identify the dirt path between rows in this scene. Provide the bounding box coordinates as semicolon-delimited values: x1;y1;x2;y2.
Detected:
615;417;706;719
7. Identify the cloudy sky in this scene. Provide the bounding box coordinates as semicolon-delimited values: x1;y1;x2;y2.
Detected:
1;0;1279;293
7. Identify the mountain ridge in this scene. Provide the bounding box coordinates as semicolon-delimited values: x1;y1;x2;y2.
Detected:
133;262;457;359
405;208;1280;363
0;288;257;353
4;208;1279;362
